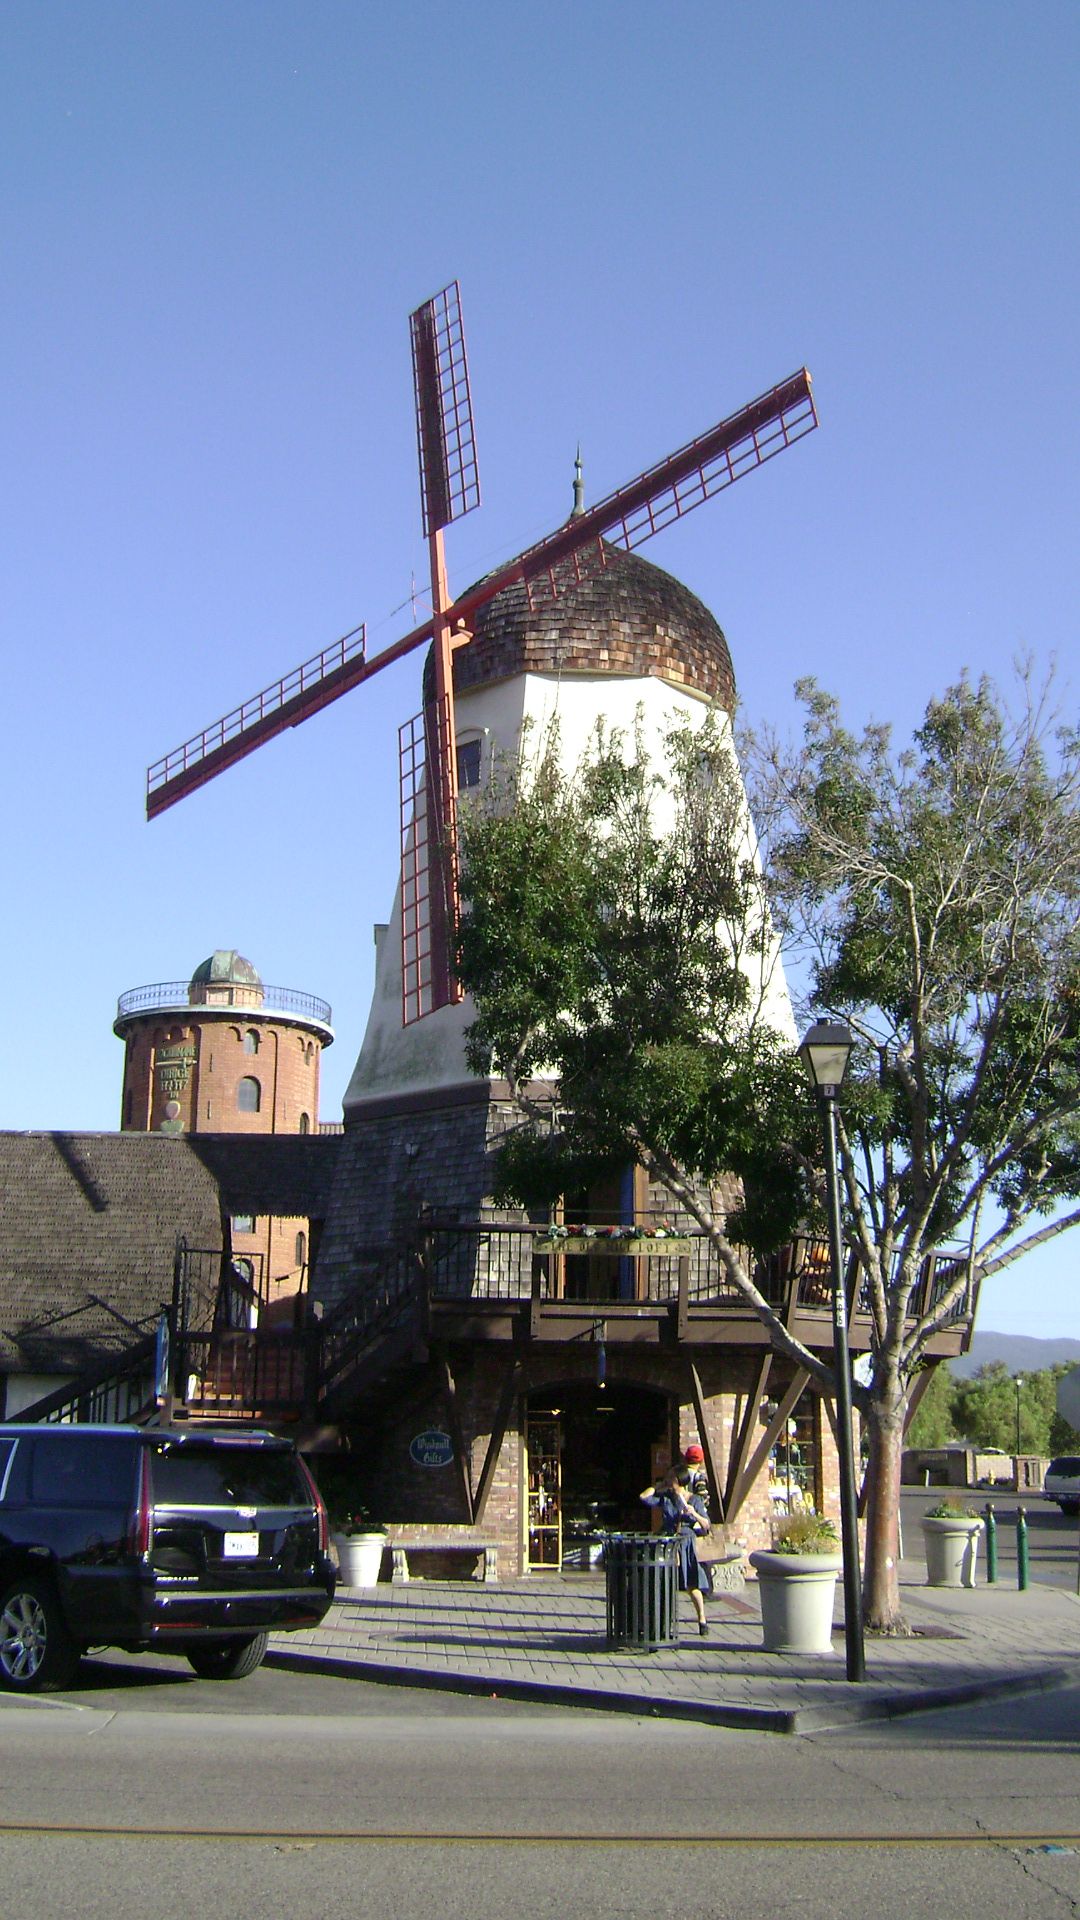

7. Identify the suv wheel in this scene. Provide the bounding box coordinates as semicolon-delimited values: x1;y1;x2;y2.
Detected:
186;1632;269;1681
0;1578;81;1692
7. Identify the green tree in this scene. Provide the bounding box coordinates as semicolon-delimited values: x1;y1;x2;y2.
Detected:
905;1363;957;1448
749;668;1080;1623
952;1363;1076;1457
952;1364;1019;1451
457;670;1080;1631
457;712;815;1365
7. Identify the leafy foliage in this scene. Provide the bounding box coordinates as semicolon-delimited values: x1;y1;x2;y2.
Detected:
457;712;811;1256
769;1509;839;1554
456;668;1080;1630
747;667;1080;1355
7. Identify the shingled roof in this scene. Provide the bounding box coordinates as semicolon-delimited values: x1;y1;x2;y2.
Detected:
0;1131;341;1374
446;542;736;710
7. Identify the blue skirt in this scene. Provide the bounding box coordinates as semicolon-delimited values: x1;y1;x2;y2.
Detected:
675;1528;710;1593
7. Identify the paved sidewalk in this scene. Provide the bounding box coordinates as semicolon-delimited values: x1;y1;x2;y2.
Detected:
268;1561;1080;1733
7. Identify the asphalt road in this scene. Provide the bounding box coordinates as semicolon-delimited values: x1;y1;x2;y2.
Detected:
0;1500;1075;1915
1;1677;1078;1918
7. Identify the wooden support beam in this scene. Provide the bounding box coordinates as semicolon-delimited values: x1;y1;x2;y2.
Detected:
676;1256;689;1342
686;1360;723;1522
473;1360;521;1526
727;1370;810;1524
723;1354;773;1520
439;1352;474;1524
530;1258;543;1340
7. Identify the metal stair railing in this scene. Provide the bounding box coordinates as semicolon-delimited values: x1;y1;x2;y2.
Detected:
317;1248;424;1408
7;1334;159;1426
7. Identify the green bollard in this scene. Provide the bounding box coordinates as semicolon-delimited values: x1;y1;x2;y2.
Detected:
984;1503;997;1583
1017;1505;1029;1591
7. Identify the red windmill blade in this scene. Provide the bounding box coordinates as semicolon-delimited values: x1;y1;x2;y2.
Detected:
146;282;818;1024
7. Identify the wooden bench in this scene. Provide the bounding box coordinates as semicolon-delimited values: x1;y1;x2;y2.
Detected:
384;1527;500;1584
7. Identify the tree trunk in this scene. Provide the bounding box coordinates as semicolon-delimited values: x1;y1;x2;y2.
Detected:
861;1380;908;1632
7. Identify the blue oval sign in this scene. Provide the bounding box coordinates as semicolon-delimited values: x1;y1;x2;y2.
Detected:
409;1429;454;1469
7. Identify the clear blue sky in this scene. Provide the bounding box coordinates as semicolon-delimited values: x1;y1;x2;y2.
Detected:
3;3;1077;1338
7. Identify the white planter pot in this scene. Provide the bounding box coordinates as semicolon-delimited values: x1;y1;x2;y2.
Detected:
749;1550;843;1654
921;1516;983;1588
334;1532;386;1587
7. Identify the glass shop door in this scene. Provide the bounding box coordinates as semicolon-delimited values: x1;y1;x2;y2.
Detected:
525;1416;562;1569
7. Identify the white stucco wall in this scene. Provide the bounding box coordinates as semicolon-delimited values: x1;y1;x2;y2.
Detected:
344;669;794;1113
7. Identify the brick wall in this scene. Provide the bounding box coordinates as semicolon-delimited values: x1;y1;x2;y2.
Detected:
121;1014;323;1136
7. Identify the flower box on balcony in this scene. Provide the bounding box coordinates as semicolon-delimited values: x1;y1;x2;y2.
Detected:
535;1233;693;1256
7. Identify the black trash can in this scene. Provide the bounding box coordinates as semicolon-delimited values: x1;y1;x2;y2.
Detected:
605;1532;679;1650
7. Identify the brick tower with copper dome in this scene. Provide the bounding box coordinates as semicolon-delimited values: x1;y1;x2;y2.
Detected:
115;950;333;1138
114;951;335;1310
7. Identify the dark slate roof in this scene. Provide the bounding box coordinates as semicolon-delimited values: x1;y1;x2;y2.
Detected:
183;1134;341;1220
0;1131;341;1374
0;1133;224;1374
433;542;736;711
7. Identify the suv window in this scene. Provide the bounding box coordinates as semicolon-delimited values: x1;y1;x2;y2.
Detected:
148;1441;310;1508
0;1438;15;1498
1048;1457;1080;1475
29;1433;138;1506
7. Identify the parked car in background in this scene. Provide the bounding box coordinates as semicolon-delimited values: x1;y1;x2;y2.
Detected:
1043;1455;1080;1515
0;1424;338;1691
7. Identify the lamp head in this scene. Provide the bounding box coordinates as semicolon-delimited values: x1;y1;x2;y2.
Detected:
798;1020;854;1099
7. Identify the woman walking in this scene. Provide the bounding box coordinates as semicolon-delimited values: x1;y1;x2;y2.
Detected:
640;1466;711;1635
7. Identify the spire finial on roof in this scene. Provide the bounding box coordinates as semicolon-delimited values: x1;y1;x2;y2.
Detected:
570;445;585;519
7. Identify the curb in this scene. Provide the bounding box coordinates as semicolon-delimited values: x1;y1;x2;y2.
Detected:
265;1648;1076;1736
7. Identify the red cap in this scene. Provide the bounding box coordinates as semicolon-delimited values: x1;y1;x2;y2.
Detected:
684;1443;704;1464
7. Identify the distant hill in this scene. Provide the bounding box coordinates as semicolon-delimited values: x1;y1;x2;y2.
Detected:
949;1331;1080;1379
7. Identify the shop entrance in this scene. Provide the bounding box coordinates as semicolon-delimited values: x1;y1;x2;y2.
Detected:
525;1383;670;1570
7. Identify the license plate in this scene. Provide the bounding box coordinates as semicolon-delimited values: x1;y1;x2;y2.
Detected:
222;1531;260;1558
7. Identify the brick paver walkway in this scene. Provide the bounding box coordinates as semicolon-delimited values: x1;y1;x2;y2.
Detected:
269;1562;1080;1732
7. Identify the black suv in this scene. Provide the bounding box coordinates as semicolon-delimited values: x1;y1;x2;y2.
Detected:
0;1424;338;1691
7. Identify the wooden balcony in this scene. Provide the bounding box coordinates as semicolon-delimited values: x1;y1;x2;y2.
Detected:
419;1217;977;1360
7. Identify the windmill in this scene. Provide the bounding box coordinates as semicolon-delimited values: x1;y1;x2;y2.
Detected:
147;281;817;1025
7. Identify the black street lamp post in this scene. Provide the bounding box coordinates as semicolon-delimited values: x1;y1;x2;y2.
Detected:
798;1019;866;1684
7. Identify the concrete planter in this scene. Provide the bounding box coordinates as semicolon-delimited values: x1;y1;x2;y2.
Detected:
748;1550;842;1653
921;1515;983;1588
334;1531;386;1586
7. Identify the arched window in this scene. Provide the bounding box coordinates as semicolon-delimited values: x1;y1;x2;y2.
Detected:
243;1029;261;1055
299;1112;310;1135
295;1230;307;1268
237;1076;261;1114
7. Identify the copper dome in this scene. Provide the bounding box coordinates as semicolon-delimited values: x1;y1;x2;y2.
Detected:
442;543;735;711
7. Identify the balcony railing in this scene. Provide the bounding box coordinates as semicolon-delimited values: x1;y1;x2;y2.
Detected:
419;1215;974;1322
115;981;332;1026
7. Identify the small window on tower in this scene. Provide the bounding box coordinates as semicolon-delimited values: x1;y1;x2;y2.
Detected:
299;1113;310;1135
243;1030;260;1054
238;1076;261;1114
457;736;482;790
295;1230;307;1267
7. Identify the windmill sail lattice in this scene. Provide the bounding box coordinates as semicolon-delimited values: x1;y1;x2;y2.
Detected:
146;282;818;1028
410;279;480;538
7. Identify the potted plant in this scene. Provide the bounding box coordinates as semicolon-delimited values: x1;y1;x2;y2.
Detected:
921;1500;984;1589
748;1511;843;1654
331;1507;387;1587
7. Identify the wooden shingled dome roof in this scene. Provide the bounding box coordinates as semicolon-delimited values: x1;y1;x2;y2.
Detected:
446;543;736;711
